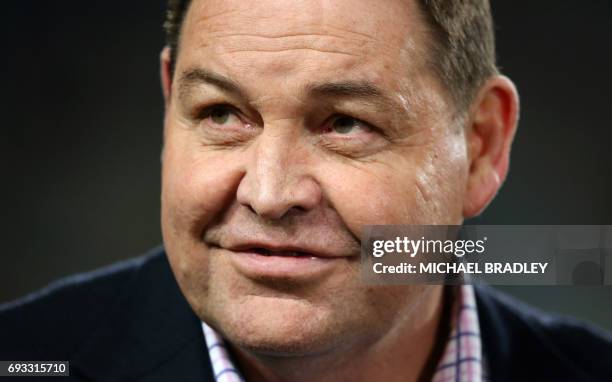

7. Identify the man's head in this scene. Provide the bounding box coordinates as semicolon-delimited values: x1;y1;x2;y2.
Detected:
159;0;517;365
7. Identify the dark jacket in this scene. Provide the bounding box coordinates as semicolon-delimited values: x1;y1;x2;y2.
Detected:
1;247;611;381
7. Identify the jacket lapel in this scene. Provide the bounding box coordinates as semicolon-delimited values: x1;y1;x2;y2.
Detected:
71;248;214;381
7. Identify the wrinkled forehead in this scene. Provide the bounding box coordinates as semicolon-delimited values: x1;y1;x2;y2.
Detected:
176;0;431;83
181;0;419;41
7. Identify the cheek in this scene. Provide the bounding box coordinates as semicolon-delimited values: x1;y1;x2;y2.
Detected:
160;130;248;316
318;162;420;233
418;134;469;223
161;135;246;241
319;140;468;230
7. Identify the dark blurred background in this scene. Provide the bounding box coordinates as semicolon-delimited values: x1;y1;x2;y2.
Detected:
1;1;611;329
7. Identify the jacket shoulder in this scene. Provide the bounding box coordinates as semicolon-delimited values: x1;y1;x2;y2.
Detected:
0;248;160;360
474;284;612;382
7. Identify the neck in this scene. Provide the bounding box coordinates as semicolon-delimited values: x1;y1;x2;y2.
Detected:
231;285;449;382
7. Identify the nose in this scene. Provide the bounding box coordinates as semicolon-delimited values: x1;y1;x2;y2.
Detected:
236;131;322;220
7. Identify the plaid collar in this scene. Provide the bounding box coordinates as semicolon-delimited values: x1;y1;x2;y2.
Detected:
432;284;488;382
202;284;487;382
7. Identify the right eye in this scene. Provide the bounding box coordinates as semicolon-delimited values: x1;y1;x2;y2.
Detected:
201;105;243;129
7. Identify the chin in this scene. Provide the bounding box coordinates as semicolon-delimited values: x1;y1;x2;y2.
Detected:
212;294;344;357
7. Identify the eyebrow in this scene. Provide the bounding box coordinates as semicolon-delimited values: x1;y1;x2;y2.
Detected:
306;81;383;99
178;68;245;101
177;67;409;120
307;81;411;123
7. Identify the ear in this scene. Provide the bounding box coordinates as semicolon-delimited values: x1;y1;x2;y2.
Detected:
160;46;173;106
463;75;519;218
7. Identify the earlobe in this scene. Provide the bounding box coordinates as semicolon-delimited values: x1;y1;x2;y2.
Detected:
463;75;519;218
160;46;173;105
463;160;502;217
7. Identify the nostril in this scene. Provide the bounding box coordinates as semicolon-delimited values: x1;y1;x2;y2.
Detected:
245;204;257;215
291;205;307;213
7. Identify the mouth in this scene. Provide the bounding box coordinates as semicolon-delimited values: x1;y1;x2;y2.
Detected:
217;243;351;281
246;247;319;258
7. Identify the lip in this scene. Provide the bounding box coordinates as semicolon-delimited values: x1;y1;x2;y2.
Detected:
225;241;346;259
217;244;351;281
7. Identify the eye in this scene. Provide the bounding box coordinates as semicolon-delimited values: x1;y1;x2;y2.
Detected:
328;116;370;135
317;114;389;157
201;105;242;127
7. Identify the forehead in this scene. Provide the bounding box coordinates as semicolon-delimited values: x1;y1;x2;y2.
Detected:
176;0;433;98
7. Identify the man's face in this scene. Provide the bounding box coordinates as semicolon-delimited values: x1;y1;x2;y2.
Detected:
161;0;469;355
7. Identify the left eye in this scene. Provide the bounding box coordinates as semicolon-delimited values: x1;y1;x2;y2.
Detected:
329;116;369;134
